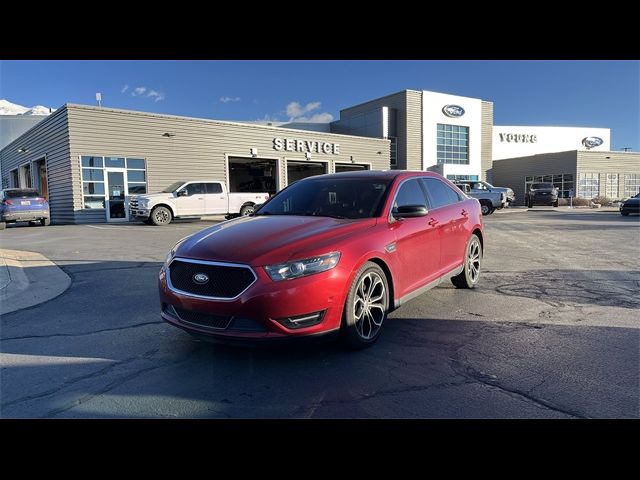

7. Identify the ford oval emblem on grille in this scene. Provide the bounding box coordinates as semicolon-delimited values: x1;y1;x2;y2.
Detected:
193;273;210;284
442;104;465;118
582;136;604;149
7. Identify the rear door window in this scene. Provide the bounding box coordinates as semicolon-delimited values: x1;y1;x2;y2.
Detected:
421;178;462;209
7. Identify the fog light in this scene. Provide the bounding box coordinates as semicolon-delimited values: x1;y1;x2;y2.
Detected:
275;310;325;329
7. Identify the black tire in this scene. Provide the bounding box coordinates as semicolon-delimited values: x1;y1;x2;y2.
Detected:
239;204;255;216
0;221;5;230
340;261;389;350
150;206;173;226
528;200;533;208
552;200;559;207
480;202;492;216
621;210;629;216
451;234;482;289
41;218;50;226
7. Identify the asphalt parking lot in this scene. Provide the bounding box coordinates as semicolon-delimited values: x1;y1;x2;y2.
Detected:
1;210;638;418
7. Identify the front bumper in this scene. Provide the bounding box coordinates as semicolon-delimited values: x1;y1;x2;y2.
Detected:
158;262;349;341
529;194;558;205
1;210;49;222
130;208;150;219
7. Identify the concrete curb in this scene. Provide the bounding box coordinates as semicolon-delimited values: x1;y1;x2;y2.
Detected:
0;249;71;316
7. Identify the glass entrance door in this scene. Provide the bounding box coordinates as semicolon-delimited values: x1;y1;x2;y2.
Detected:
105;169;129;222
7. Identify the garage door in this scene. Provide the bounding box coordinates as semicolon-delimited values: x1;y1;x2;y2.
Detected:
228;157;277;195
287;161;328;184
335;163;370;173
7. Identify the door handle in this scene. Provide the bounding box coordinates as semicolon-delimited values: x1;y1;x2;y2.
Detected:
428;218;439;227
197;197;204;199
461;209;468;217
219;197;225;199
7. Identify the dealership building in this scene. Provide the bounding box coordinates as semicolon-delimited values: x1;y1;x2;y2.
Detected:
0;104;389;224
1;88;638;223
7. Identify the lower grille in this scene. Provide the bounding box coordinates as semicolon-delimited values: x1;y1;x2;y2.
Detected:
172;305;233;330
163;304;265;332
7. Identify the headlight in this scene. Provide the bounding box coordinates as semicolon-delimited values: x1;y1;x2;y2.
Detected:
264;252;341;281
164;237;188;266
138;199;149;207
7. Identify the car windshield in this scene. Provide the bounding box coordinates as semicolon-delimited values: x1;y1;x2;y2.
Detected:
255;177;392;219
5;189;39;198
531;183;554;189
162;182;185;193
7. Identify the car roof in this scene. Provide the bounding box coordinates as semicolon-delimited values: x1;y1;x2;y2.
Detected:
296;170;445;182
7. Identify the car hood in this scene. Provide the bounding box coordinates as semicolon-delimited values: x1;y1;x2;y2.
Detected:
175;215;377;266
133;192;174;201
491;186;514;194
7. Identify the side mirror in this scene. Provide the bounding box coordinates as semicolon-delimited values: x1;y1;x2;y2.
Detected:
177;189;188;197
393;205;428;219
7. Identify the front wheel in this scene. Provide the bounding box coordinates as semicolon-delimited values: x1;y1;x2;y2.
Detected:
340;262;389;350
621;210;629;216
40;218;50;226
480;202;492;216
451;234;482;289
552;200;559;207
150;206;173;226
239;204;255;216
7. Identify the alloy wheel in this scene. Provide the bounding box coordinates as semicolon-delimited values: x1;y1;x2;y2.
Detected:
467;237;481;283
353;271;387;340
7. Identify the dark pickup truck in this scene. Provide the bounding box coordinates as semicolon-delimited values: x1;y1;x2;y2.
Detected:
525;182;559;207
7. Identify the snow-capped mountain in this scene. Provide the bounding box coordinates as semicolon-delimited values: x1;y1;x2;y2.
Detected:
0;99;55;116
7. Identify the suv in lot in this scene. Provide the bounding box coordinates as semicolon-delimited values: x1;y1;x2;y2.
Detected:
526;182;559;207
0;188;50;230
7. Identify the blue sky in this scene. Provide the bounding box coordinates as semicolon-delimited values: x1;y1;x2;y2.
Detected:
1;60;638;150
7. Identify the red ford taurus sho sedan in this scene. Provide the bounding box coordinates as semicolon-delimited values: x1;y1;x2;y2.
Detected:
159;170;484;349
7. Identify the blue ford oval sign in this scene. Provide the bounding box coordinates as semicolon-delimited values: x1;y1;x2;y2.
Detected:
582;136;604;149
442;105;465;118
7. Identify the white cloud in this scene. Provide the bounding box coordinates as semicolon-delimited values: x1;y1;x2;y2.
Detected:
147;90;166;102
127;86;165;102
285;100;332;123
220;96;241;103
290;112;334;123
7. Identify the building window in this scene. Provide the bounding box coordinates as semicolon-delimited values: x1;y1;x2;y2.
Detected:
526;174;574;198
389;137;397;168
80;155;147;208
437;124;469;165
578;173;599;199
10;169;19;187
126;158;147;194
605;173;619;199
624;174;640;198
446;175;479;181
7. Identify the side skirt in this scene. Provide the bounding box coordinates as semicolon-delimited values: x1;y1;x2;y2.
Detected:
394;264;464;309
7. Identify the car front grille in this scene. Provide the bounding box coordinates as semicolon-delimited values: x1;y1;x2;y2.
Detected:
168;259;257;299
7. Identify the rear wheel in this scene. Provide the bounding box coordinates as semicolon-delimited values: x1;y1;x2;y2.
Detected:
480;201;492;216
552;199;559;207
451;234;482;289
621;210;629;216
341;262;389;350
150;206;173;226
239;204;255;216
40;218;50;226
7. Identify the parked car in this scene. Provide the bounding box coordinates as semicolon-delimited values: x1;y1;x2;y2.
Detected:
159;170;484;349
456;180;515;206
0;188;50;230
620;193;640;216
454;182;505;215
130;180;269;226
525;182;559;207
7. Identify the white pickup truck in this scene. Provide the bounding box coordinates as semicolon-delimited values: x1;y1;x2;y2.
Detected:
129;180;269;225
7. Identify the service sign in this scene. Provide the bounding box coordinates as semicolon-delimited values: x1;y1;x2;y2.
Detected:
273;138;340;155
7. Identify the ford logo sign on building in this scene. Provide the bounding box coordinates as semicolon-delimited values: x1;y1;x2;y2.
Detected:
442;105;465;118
193;273;210;285
582;136;604;149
